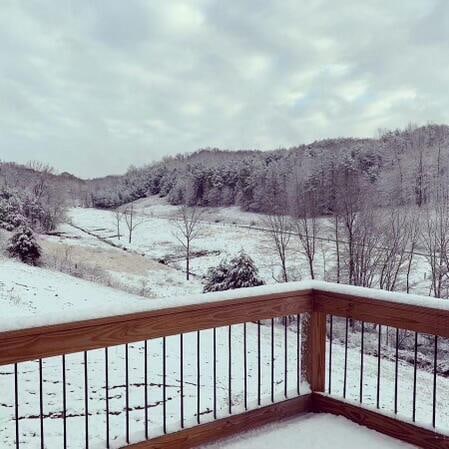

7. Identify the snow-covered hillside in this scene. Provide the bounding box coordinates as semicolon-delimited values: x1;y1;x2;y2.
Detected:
0;258;153;331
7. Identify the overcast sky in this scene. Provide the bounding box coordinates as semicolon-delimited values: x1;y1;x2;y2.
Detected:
1;0;448;178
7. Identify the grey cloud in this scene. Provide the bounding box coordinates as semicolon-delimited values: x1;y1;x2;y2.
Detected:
0;0;448;177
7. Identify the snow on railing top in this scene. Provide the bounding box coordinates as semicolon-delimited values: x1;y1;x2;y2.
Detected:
1;275;449;334
309;280;449;310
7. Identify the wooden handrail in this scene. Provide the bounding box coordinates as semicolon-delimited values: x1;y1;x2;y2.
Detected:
313;289;449;337
0;289;312;365
2;284;449;365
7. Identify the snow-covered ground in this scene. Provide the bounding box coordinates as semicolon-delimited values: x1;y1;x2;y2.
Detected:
202;413;415;449
51;196;432;300
0;198;447;448
0;258;153;331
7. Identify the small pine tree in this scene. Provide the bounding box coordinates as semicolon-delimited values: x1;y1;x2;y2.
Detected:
203;261;230;292
203;251;264;292
224;252;264;289
7;226;41;265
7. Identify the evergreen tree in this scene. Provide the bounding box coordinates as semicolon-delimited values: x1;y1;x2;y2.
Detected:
203;261;230;292
7;226;41;265
225;252;265;289
203;252;264;292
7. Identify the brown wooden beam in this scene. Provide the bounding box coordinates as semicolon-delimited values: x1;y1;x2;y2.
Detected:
0;290;312;365
305;309;326;392
313;290;449;338
124;395;312;449
313;393;449;449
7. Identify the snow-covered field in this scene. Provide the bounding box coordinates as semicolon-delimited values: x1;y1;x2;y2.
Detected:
0;198;447;448
46;196;432;300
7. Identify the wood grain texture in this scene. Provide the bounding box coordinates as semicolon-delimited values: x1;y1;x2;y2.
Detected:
0;290;312;365
313;290;449;338
304;311;326;392
313;393;449;449
124;395;312;449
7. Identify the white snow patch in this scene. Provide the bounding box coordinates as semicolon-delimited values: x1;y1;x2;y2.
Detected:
201;413;415;448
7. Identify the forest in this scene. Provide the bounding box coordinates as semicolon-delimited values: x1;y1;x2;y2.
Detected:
3;123;449;297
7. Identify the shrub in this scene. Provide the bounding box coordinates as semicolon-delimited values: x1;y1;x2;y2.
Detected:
7;226;41;265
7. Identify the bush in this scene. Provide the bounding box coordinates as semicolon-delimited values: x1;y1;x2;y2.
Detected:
203;251;264;292
7;226;41;265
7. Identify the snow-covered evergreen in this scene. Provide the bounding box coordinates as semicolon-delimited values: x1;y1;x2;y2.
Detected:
203;252;264;292
7;226;41;265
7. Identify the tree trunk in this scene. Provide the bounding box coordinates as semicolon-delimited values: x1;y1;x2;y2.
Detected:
186;240;190;280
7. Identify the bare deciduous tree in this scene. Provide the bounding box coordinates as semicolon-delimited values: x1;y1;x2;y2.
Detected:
421;186;449;298
114;209;123;240
172;206;204;280
263;213;292;282
378;208;420;292
123;203;144;244
293;189;320;280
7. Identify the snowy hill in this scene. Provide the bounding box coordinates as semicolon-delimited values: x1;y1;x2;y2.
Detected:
0;258;155;332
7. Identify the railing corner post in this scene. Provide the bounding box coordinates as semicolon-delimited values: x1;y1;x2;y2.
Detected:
305;292;326;394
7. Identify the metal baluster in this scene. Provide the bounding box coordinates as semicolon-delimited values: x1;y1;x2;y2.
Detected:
377;325;382;409
180;334;185;428
197;330;201;424
84;351;89;449
328;316;333;394
359;322;364;404
213;328;217;420
63;355;67;449
296;314;300;396
271;318;274;403
412;332;418;422
433;335;438;428
343;317;349;399
228;325;232;415
257;320;261;406
162;337;167;434
144;341;148;439
244;323;248;410
105;348;109;448
15;363;19;449
39;359;44;449
394;328;399;415
125;344;130;443
284;317;288;398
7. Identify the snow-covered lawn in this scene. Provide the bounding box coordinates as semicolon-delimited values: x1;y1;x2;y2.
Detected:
61;197;432;299
202;413;415;449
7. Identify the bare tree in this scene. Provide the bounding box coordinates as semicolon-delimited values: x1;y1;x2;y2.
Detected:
292;189;320;280
421;186;449;298
350;208;384;288
405;212;420;294
27;161;55;200
172;206;204;280
123;203;144;244
114;209;123;240
263;213;292;282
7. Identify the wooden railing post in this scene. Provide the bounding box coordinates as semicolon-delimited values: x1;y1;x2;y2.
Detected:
305;298;326;393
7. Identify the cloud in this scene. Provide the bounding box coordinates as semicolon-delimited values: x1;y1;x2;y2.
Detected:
0;0;448;177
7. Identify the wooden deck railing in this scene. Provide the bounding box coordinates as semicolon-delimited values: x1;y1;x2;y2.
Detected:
1;284;449;448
